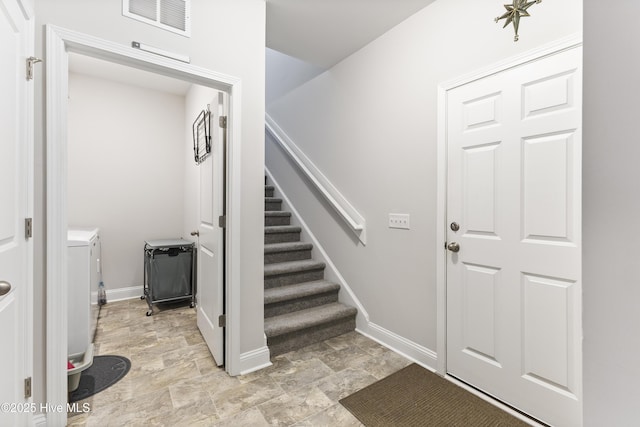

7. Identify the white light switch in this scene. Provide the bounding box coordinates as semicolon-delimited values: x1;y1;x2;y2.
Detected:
389;213;410;230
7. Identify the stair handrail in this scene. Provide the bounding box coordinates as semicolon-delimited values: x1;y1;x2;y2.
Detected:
265;114;367;245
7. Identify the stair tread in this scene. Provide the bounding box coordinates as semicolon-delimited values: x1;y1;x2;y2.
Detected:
264;303;357;338
264;225;301;234
264;259;325;277
264;241;313;254
265;197;282;202
265;211;291;217
264;280;340;304
265;185;275;190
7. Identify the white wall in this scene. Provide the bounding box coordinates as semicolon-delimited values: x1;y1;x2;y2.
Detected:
67;72;186;294
34;0;265;408
583;0;640;424
266;0;581;358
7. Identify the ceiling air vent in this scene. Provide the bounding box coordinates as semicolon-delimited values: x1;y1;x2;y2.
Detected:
123;0;191;37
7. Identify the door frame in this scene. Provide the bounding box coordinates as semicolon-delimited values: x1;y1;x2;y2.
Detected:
435;32;582;377
45;25;243;426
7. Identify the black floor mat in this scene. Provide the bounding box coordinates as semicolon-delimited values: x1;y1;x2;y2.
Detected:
69;355;131;403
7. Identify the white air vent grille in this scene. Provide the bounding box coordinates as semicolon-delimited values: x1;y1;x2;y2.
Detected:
160;0;186;31
129;0;156;20
124;0;190;37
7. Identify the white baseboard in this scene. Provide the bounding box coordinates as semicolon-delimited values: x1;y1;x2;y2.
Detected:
357;322;438;372
238;345;272;375
92;285;142;303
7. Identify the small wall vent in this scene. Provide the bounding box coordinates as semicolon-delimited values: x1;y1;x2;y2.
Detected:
123;0;191;37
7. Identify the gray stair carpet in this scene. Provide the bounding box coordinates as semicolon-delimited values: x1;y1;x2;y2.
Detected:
263;181;357;357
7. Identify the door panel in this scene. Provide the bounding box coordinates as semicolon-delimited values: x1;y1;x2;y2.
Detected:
522;131;577;244
0;1;30;424
522;273;577;393
446;47;582;426
463;143;500;237
461;263;500;365
196;92;226;366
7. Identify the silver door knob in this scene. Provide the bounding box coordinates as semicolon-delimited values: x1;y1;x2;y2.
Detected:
0;281;11;296
447;242;460;253
190;230;199;237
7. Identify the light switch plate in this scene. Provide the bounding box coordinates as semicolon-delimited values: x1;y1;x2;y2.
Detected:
389;213;410;230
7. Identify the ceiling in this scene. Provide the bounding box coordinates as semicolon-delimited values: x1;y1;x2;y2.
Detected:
266;0;436;68
69;0;436;94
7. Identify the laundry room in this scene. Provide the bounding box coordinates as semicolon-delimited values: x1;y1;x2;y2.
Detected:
65;51;218;374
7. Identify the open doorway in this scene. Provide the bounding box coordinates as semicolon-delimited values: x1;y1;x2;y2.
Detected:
66;49;226;364
45;26;243;424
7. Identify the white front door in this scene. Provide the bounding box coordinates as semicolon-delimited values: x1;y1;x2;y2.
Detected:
196;92;226;366
446;47;582;426
0;0;32;424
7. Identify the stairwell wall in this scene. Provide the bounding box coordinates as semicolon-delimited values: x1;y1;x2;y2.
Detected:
266;0;581;361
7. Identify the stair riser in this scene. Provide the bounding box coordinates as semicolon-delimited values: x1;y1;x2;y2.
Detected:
265;201;282;211
267;317;357;357
265;291;339;318
265;216;291;227
265;232;300;244
265;188;274;197
265;269;324;289
264;249;312;264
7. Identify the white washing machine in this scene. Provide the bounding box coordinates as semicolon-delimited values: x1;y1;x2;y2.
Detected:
67;228;101;357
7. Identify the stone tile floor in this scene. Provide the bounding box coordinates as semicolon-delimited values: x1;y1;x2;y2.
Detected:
67;298;411;426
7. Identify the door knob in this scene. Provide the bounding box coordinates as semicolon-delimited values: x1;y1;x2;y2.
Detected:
190;230;199;237
447;242;460;253
0;281;12;296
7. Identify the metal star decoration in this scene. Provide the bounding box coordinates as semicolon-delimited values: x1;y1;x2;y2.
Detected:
495;0;542;42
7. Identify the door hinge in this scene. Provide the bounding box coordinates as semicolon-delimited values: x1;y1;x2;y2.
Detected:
219;116;227;129
25;218;33;239
26;57;42;81
218;314;226;327
218;215;226;228
24;377;32;399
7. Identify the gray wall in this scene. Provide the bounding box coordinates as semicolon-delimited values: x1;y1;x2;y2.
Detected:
266;0;582;354
583;0;640;424
33;0;265;407
67;72;186;293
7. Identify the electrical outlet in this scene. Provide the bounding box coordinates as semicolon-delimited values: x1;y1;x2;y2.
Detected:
389;213;410;230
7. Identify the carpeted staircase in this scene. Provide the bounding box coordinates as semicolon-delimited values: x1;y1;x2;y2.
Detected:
264;181;357;357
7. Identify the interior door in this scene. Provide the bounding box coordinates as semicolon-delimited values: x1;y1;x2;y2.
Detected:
196;92;226;366
0;0;32;424
446;47;582;426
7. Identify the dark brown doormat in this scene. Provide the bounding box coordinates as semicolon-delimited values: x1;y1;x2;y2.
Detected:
339;364;530;427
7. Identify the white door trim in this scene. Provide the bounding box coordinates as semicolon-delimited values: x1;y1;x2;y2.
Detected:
45;25;244;426
435;32;582;375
